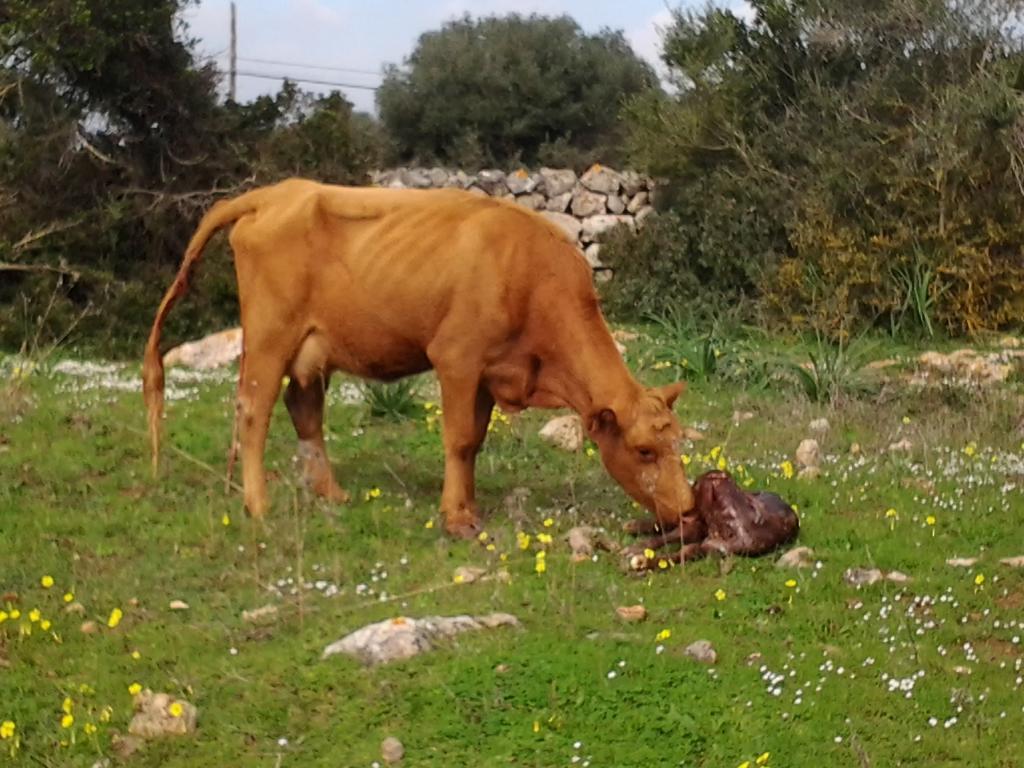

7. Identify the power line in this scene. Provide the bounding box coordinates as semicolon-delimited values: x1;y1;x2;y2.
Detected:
235;55;382;78
234;70;379;91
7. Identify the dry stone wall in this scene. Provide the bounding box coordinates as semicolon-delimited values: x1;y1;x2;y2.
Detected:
369;165;656;272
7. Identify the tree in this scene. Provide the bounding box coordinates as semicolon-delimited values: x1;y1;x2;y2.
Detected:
377;13;658;168
608;0;1024;335
0;0;379;354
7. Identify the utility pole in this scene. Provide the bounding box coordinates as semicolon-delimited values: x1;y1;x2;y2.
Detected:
229;2;237;102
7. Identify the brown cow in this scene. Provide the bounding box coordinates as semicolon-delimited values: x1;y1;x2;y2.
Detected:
143;178;695;537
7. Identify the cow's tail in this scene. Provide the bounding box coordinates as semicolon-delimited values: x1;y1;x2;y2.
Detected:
142;190;262;476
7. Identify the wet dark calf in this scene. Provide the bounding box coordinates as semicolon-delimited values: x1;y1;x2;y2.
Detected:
624;470;799;567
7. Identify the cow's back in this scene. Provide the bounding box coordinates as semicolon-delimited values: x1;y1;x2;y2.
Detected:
227;180;595;380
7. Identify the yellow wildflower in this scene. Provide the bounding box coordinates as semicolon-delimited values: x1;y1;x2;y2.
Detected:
963;441;977;457
717;455;727;471
61;698;73;715
28;608;40;623
485;543;496;552
63;592;74;603
168;702;183;718
643;548;656;559
974;573;985;586
128;683;142;696
40;619;51;631
925;515;936;526
537;533;553;544
499;552;508;562
8;609;19;620
756;752;771;765
131;650;141;660
785;579;797;588
364;487;382;501
534;551;546;574
902;416;911;425
517;532;531;550
780;460;794;479
532;720;540;733
0;611;7;623
83;723;97;735
655;628;671;641
453;573;465;584
714;589;726;602
658;559;669;569
586;446;596;457
221;513;231;526
710;445;722;460
99;707;112;723
60;714;73;729
738;762;751;768
543;518;554;528
424;519;434;529
477;531;489;542
0;721;14;739
107;607;123;629
41;575;54;589
680;453;691;466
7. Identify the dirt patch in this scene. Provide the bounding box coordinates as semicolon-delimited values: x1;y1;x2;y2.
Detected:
996;590;1024;611
977;637;1022;662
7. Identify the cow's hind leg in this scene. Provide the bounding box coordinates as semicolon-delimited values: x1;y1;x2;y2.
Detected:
434;367;495;538
237;345;289;518
284;373;349;503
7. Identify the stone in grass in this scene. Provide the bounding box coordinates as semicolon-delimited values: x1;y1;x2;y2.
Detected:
947;557;979;568
776;546;815;569
615;605;647;623
843;567;911;586
168;599;189;611
242;604;278;624
684;640;718;665
322;614;520;666
566;526;618;561
452;566;487;584
128;690;198;739
538;415;583;452
1000;556;1024;567
796;438;821;469
381;736;405;764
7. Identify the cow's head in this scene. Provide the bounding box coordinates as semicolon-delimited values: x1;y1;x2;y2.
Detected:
587;381;695;527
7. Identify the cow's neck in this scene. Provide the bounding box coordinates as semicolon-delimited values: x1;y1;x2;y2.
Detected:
529;311;640;418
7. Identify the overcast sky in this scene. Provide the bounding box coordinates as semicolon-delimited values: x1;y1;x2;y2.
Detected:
183;0;751;114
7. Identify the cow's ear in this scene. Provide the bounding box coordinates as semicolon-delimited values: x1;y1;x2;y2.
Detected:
659;381;686;408
587;407;619;437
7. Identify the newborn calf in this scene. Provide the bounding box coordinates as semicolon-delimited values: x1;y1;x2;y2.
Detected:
624;470;799;568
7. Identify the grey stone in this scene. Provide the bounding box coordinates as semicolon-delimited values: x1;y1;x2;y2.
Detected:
541;211;582;242
571;187;607;217
400;168;433;189
515;193;545;210
505;169;538;194
581;215;634;242
426;167;449;187
580;164;623;195
539;167;578;197
626;191;649;214
475;169;507;195
545;191;572;212
684;640;718;665
322;613;521;665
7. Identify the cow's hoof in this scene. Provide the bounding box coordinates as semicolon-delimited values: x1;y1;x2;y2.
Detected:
623;517;662;536
316;482;350;505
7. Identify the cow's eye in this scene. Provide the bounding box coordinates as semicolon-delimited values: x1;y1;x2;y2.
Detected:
637;448;657;463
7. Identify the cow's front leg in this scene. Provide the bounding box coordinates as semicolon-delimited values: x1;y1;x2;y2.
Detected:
284;375;350;504
436;373;494;538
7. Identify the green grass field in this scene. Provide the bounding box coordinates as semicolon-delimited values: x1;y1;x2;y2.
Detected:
2;329;1023;767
